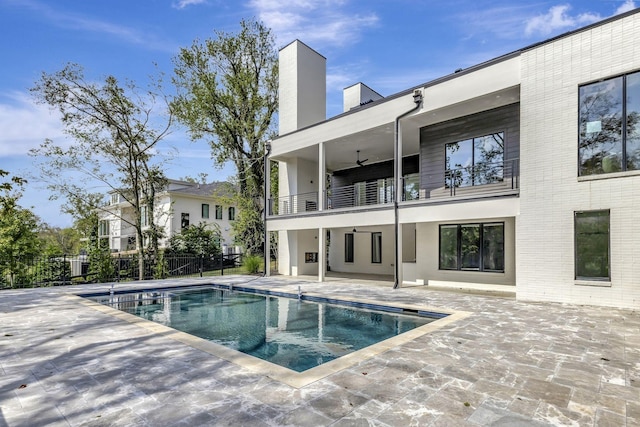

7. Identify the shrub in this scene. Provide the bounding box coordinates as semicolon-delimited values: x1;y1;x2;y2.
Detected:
243;255;262;274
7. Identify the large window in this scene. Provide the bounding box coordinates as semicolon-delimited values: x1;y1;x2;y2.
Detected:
439;223;504;272
371;232;382;263
228;207;235;221
345;233;354;263
579;71;640;175
201;203;209;219
141;205;148;227
445;132;504;188
215;205;223;220
575;211;610;280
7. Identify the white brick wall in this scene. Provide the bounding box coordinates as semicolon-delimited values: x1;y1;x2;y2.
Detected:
518;12;640;309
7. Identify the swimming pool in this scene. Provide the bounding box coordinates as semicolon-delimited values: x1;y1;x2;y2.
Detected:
85;285;444;372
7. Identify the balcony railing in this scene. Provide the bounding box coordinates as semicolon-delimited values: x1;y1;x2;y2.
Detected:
273;191;318;215
269;160;519;216
327;178;394;210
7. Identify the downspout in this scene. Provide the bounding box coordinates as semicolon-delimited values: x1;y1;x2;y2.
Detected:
263;140;272;276
393;90;423;289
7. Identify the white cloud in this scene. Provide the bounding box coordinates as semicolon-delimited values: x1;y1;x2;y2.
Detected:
247;0;379;48
524;4;601;37
0;91;69;156
172;0;208;10
615;0;637;14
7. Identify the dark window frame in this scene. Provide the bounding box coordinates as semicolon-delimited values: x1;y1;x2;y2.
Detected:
574;210;610;280
345;233;354;263
201;203;209;219
215;205;223;220
578;70;640;176
444;131;505;188
438;222;505;273
371;232;382;264
228;206;235;221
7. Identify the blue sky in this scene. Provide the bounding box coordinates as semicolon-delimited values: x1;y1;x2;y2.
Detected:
0;0;636;227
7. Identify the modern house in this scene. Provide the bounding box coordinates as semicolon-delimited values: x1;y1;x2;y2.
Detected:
266;9;640;309
98;180;240;254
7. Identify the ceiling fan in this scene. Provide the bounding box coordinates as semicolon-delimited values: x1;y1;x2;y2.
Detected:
356;150;368;167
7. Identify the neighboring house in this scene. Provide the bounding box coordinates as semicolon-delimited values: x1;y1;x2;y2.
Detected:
266;9;640;309
98;180;240;254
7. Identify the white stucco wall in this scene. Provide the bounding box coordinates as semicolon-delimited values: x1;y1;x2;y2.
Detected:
328;225;394;275
517;11;640;309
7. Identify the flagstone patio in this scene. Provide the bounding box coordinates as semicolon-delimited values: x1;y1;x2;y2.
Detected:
1;276;638;426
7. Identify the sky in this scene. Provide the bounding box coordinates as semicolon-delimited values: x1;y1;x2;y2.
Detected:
0;0;637;228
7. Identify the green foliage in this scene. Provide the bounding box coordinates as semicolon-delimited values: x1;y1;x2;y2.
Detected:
0;196;41;287
166;222;221;256
39;224;81;255
172;19;278;254
88;236;115;283
243;254;262;274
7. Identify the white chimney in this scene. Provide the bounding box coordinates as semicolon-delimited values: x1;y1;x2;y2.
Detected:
343;82;383;112
278;40;326;135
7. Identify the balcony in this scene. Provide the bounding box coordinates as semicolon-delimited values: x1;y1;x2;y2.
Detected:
268;159;519;216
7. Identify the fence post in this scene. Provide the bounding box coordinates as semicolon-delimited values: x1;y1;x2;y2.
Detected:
220;253;224;276
63;254;67;285
200;254;203;278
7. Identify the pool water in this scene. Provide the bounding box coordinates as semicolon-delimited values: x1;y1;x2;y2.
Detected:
88;286;439;372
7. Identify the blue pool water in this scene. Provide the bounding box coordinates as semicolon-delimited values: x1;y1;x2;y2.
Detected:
86;286;442;372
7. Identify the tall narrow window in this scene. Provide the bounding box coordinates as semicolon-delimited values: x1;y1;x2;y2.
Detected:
575;210;610;280
345;233;354;263
439;223;504;272
371;232;382;263
201;203;209;219
579;71;640;175
228;206;235;221
98;220;110;237
215;205;223;220
141;205;149;227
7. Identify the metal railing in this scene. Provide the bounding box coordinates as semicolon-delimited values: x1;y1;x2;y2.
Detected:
0;253;245;289
444;158;519;196
327;178;394;210
274;192;319;215
268;160;519;216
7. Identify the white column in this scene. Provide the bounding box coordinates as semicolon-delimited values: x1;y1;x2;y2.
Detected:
318;227;325;282
318;142;325;211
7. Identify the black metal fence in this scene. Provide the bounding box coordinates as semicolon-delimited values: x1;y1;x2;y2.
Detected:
0;253;245;289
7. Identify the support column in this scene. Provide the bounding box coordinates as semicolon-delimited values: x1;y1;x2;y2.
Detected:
318;142;325;211
318;227;325;282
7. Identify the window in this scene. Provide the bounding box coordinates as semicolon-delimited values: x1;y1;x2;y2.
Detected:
202;203;210;219
215;205;223;220
228;206;235;221
579;71;640;175
439;223;504;272
110;194;119;205
445;132;504;187
345;233;354;263
141;205;148;227
98;220;109;237
575;210;610;280
181;213;189;230
371;232;382;263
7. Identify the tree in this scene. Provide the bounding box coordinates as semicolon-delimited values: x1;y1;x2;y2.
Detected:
166;222;221;256
172;19;278;255
0;177;41;287
30;63;173;280
38;224;81;255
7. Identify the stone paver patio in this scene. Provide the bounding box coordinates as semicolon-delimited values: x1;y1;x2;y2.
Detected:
1;275;639;426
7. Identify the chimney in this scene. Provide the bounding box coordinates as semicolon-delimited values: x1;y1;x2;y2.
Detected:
278;40;326;135
343;82;383;112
